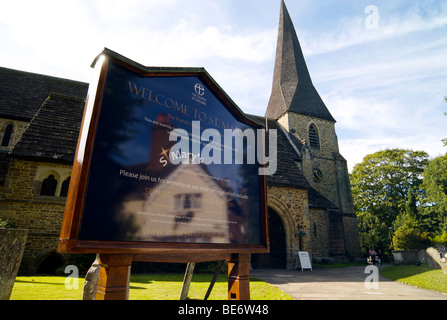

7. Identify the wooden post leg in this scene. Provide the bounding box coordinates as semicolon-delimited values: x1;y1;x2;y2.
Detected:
179;263;195;300
228;253;251;300
205;260;225;300
96;254;132;300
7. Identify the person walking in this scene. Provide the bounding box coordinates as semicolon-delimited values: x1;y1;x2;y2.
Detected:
369;249;377;265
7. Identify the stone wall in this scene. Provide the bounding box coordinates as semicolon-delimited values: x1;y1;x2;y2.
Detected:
309;208;330;257
279;112;361;259
267;185;334;267
392;250;421;264
0;158;71;273
278;113;339;156
343;215;362;259
0;119;28;152
279;113;342;210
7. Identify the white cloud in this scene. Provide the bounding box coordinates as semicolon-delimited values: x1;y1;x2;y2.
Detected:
329;91;447;171
126;22;275;67
0;0;277;92
301;2;447;56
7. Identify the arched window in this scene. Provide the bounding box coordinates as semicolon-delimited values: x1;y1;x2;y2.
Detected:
40;175;58;196
1;124;13;147
60;177;71;197
308;124;320;149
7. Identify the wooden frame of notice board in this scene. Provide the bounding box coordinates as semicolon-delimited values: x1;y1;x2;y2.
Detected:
57;48;269;300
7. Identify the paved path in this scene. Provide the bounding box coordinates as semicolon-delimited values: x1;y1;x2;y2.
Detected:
252;265;447;300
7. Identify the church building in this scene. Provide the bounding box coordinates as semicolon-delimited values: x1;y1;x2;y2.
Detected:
251;1;360;267
0;1;360;273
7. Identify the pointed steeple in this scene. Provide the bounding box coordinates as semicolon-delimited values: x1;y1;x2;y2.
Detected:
266;0;335;122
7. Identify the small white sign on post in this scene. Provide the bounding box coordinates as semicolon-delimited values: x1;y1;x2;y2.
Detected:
295;251;312;271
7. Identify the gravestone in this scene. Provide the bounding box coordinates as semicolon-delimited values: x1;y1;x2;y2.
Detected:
0;229;28;300
82;254;100;300
426;245;447;274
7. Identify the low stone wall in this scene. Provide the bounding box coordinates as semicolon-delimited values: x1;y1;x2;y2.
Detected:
392;250;421;264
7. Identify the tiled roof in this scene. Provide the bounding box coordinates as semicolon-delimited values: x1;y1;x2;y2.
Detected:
0;66;88;121
12;93;85;163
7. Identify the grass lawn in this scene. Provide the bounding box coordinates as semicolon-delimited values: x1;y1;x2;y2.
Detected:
380;264;447;294
10;274;293;300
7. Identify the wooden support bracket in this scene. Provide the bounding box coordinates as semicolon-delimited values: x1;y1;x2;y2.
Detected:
228;253;251;300
95;254;133;300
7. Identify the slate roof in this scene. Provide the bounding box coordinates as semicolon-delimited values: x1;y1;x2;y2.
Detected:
265;1;335;122
12;93;85;163
0;66;88;121
308;187;338;210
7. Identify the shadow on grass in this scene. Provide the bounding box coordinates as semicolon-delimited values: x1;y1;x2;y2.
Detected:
14;280;68;286
130;273;264;284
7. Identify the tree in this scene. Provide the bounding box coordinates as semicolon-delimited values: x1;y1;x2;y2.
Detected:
356;211;390;256
421;153;447;235
392;222;430;250
351;149;428;224
350;149;429;253
393;188;418;231
405;188;418;220
392;189;431;250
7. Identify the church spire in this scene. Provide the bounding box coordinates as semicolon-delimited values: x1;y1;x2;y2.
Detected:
265;0;335;122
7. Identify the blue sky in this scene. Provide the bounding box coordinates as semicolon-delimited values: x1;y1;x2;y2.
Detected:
1;0;446;171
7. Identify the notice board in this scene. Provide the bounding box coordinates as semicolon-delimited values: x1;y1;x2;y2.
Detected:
58;48;268;255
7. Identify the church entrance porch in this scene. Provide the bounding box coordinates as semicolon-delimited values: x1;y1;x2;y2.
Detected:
252;208;286;269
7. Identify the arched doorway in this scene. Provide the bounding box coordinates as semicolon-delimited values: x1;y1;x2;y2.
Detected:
253;208;286;269
35;251;65;274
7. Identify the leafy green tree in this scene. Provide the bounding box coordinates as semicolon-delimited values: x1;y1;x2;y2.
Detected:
405;188;418;220
430;232;447;247
392;190;431;250
393;188;418;231
392;222;430;250
357;211;390;256
421;153;447;235
351;149;428;224
350;149;429;253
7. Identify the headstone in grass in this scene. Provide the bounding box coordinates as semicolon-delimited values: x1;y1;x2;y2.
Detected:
82;254;100;300
0;229;28;300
